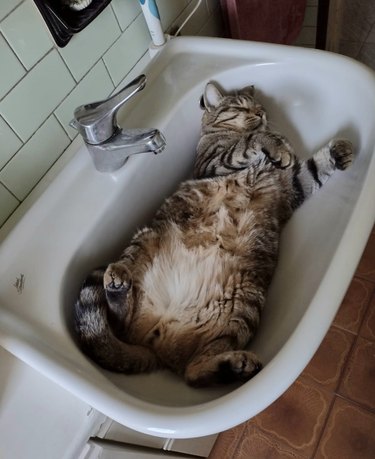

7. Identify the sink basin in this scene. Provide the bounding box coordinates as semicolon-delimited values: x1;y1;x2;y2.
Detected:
1;37;375;439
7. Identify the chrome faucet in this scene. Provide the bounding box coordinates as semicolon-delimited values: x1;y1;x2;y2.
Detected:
70;74;166;172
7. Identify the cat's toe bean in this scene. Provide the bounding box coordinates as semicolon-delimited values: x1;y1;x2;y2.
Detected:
104;264;132;291
329;139;354;170
223;351;262;381
240;352;263;378
262;147;293;169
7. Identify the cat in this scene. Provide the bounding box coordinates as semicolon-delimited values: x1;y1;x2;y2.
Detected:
73;81;354;387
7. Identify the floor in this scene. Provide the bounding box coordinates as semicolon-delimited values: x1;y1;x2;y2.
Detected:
209;3;375;457
209;228;375;459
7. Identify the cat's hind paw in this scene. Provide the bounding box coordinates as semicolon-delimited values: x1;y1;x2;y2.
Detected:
217;351;262;384
185;350;262;387
329;139;354;170
104;263;132;293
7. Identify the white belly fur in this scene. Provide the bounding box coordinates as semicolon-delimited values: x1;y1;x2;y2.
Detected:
142;234;229;321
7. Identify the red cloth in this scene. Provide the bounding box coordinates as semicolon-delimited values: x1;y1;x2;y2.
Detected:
221;0;307;45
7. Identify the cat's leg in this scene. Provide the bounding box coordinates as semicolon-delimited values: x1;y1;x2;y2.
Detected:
103;262;133;331
293;138;354;206
184;340;262;387
103;226;160;329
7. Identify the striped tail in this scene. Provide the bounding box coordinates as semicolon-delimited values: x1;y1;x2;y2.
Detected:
73;268;159;373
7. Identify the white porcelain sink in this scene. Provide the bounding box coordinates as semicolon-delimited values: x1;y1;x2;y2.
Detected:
1;37;375;439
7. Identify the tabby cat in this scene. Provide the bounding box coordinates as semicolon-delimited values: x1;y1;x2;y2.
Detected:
74;82;353;387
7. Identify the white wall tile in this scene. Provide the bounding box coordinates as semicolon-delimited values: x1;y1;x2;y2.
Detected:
0;0;223;227
0;115;70;200
0;33;25;99
111;0;141;31
103;14;150;86
0;50;75;142
55;60;114;139
0;116;22;169
0;0;23;21
0;183;19;226
59;6;121;82
0;0;53;70
114;53;151;93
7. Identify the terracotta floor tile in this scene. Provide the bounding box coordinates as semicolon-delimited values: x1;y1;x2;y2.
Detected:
333;277;374;333
315;397;375;459
302;326;355;390
253;378;333;457
235;423;306;459
338;337;375;412
355;231;375;282
208;423;246;459
360;292;375;341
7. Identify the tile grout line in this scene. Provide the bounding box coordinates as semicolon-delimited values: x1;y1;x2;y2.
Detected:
0;46;56;104
52;112;75;141
334;392;375;415
101;56;116;88
249;420;311;459
110;4;123;33
246;412;309;458
62;10;144;88
332;276;375;415
0;0;26;23
230;423;249;459
0;29;28;72
0;179;20;202
310;394;336;459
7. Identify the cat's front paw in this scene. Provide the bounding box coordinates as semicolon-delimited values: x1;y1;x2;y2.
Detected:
104;263;132;293
262;146;294;169
329;139;354;170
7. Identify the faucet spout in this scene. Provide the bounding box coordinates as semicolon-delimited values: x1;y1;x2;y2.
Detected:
88;128;166;173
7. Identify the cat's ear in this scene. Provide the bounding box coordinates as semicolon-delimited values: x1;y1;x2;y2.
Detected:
202;82;224;111
242;85;255;97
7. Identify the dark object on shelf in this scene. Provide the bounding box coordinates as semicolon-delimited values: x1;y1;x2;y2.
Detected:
220;0;307;45
316;0;330;49
33;0;112;47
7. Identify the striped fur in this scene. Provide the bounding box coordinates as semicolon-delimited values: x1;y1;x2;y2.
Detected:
74;82;354;387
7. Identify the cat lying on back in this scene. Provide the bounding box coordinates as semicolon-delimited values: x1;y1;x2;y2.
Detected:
74;81;353;387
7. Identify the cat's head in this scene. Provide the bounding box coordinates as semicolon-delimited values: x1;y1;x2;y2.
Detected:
200;82;267;133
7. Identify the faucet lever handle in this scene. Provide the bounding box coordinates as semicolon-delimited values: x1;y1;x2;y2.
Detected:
70;74;147;145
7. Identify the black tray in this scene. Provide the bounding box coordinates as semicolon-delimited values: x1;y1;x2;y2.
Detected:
33;0;112;47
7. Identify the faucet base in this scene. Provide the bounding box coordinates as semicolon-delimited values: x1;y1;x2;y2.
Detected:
87;128;166;173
